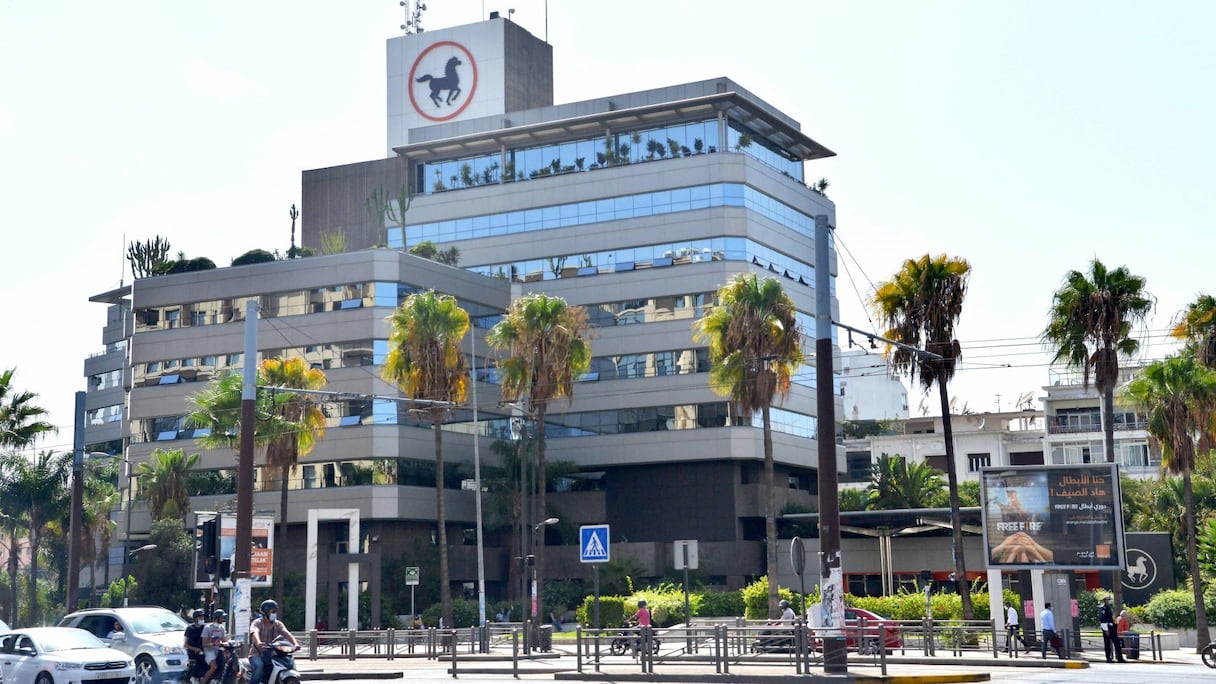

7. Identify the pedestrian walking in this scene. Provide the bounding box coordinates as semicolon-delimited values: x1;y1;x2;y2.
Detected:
1004;600;1020;653
1040;602;1063;659
1099;596;1126;663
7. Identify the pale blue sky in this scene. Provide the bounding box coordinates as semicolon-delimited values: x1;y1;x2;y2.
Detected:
2;1;1211;448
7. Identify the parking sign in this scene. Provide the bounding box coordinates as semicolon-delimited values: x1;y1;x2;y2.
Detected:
579;525;610;563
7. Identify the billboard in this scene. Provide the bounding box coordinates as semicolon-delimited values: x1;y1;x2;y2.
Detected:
981;464;1125;570
193;512;274;589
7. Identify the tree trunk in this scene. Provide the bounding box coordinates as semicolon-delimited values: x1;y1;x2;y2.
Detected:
7;531;18;624
763;404;778;616
937;377;974;620
275;467;289;601
28;528;39;626
535;403;548;639
1101;388;1125;613
1186;472;1209;651
435;421;452;630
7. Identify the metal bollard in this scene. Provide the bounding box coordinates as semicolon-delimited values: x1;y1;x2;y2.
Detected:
449;630;458;678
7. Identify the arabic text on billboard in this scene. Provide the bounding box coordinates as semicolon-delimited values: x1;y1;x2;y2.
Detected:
981;464;1124;570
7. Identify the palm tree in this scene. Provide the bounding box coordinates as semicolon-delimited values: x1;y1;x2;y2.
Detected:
1044;258;1151;611
487;293;591;632
870;253;974;618
383;290;471;630
0;368;56;449
81;471;119;607
867;454;944;510
695;273;803;614
1173;293;1216;368
188;358;328;596
1122;354;1216;651
135;448;199;519
260;357;327;597
0;450;70;625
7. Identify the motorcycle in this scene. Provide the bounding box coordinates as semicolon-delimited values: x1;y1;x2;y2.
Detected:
1203;640;1216;668
263;639;301;684
609;620;660;656
187;641;247;684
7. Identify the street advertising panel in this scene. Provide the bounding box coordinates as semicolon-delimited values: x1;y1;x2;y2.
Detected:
981;464;1125;570
193;512;275;589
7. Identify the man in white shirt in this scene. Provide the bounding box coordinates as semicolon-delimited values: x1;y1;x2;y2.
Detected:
1004;601;1020;653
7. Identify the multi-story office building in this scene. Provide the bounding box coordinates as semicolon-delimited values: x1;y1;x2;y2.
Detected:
87;15;841;597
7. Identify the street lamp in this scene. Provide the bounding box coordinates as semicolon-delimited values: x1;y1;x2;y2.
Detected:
69;449;126;610
123;543;157;606
532;517;559;638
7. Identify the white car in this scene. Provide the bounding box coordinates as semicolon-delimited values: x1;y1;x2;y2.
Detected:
59;607;189;683
0;627;134;684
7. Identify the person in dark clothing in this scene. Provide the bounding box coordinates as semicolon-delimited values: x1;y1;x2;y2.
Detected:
183;608;208;680
1099;596;1126;663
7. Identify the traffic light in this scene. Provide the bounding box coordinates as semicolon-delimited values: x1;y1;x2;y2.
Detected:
200;518;218;575
219;558;231;580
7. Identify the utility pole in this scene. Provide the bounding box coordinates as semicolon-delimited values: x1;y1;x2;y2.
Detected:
814;215;846;674
235;301;258;583
67;391;86;611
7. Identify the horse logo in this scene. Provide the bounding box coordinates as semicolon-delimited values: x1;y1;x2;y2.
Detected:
415;55;463;108
1122;548;1156;590
408;41;478;122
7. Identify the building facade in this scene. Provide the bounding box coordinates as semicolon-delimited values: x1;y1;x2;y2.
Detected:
86;16;843;599
1041;366;1160;479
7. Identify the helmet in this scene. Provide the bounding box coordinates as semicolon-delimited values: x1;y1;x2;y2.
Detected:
260;599;278;614
637;600;647;607
192;609;205;618
213;609;226;619
779;600;790;608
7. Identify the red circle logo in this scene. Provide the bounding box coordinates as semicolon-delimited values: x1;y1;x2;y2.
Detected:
408;41;478;122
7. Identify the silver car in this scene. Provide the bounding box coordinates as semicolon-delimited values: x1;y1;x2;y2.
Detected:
58;606;188;684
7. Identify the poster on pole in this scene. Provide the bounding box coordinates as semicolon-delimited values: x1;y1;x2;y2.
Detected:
981;463;1125;570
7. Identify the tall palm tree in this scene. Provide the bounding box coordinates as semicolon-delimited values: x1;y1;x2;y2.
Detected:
867;454;944;510
1044;258;1151;611
259;357;327;598
81;472;119;608
135;448;199;519
383;290;470;630
870;253;974;618
488;293;591;632
1122;354;1216;651
188;358;327;595
0;450;70;625
0;368;56;450
695;273;803;614
1173;293;1216;368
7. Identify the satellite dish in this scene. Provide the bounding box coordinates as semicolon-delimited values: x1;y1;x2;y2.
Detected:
1015;391;1035;411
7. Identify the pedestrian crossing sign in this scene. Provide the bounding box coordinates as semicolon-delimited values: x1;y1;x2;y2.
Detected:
579;524;610;563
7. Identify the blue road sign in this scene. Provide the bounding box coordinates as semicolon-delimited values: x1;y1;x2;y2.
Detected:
579;524;610;563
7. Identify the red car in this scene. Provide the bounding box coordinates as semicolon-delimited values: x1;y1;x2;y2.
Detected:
811;607;902;652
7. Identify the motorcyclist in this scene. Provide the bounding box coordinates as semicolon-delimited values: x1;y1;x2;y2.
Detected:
183;609;207;682
248;599;298;684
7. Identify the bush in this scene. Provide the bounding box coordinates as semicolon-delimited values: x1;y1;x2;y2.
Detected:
232;249;276;266
1143;589;1198;629
740;577;800;620
696;591;746;618
578;595;626;628
421;599;480;628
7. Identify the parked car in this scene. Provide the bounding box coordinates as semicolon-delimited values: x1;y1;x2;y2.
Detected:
58;606;189;684
0;626;134;684
811;607;902;653
841;607;902;651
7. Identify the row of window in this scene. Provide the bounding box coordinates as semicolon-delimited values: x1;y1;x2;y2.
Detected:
396;183;818;248
134;282;503;334
417;119;802;196
464;236;835;298
88;369;123;391
133;397;820;446
1050;440;1157;468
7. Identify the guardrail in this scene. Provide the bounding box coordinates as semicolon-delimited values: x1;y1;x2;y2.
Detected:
302;619;1172;677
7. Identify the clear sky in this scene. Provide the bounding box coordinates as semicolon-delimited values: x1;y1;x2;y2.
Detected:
2;1;1212;452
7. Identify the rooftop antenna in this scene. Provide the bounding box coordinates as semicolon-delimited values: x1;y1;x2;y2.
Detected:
119;232;126;287
400;0;426;35
288;204;299;259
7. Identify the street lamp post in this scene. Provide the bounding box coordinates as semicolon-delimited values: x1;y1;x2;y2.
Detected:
122;543;157;606
532;517;558;646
